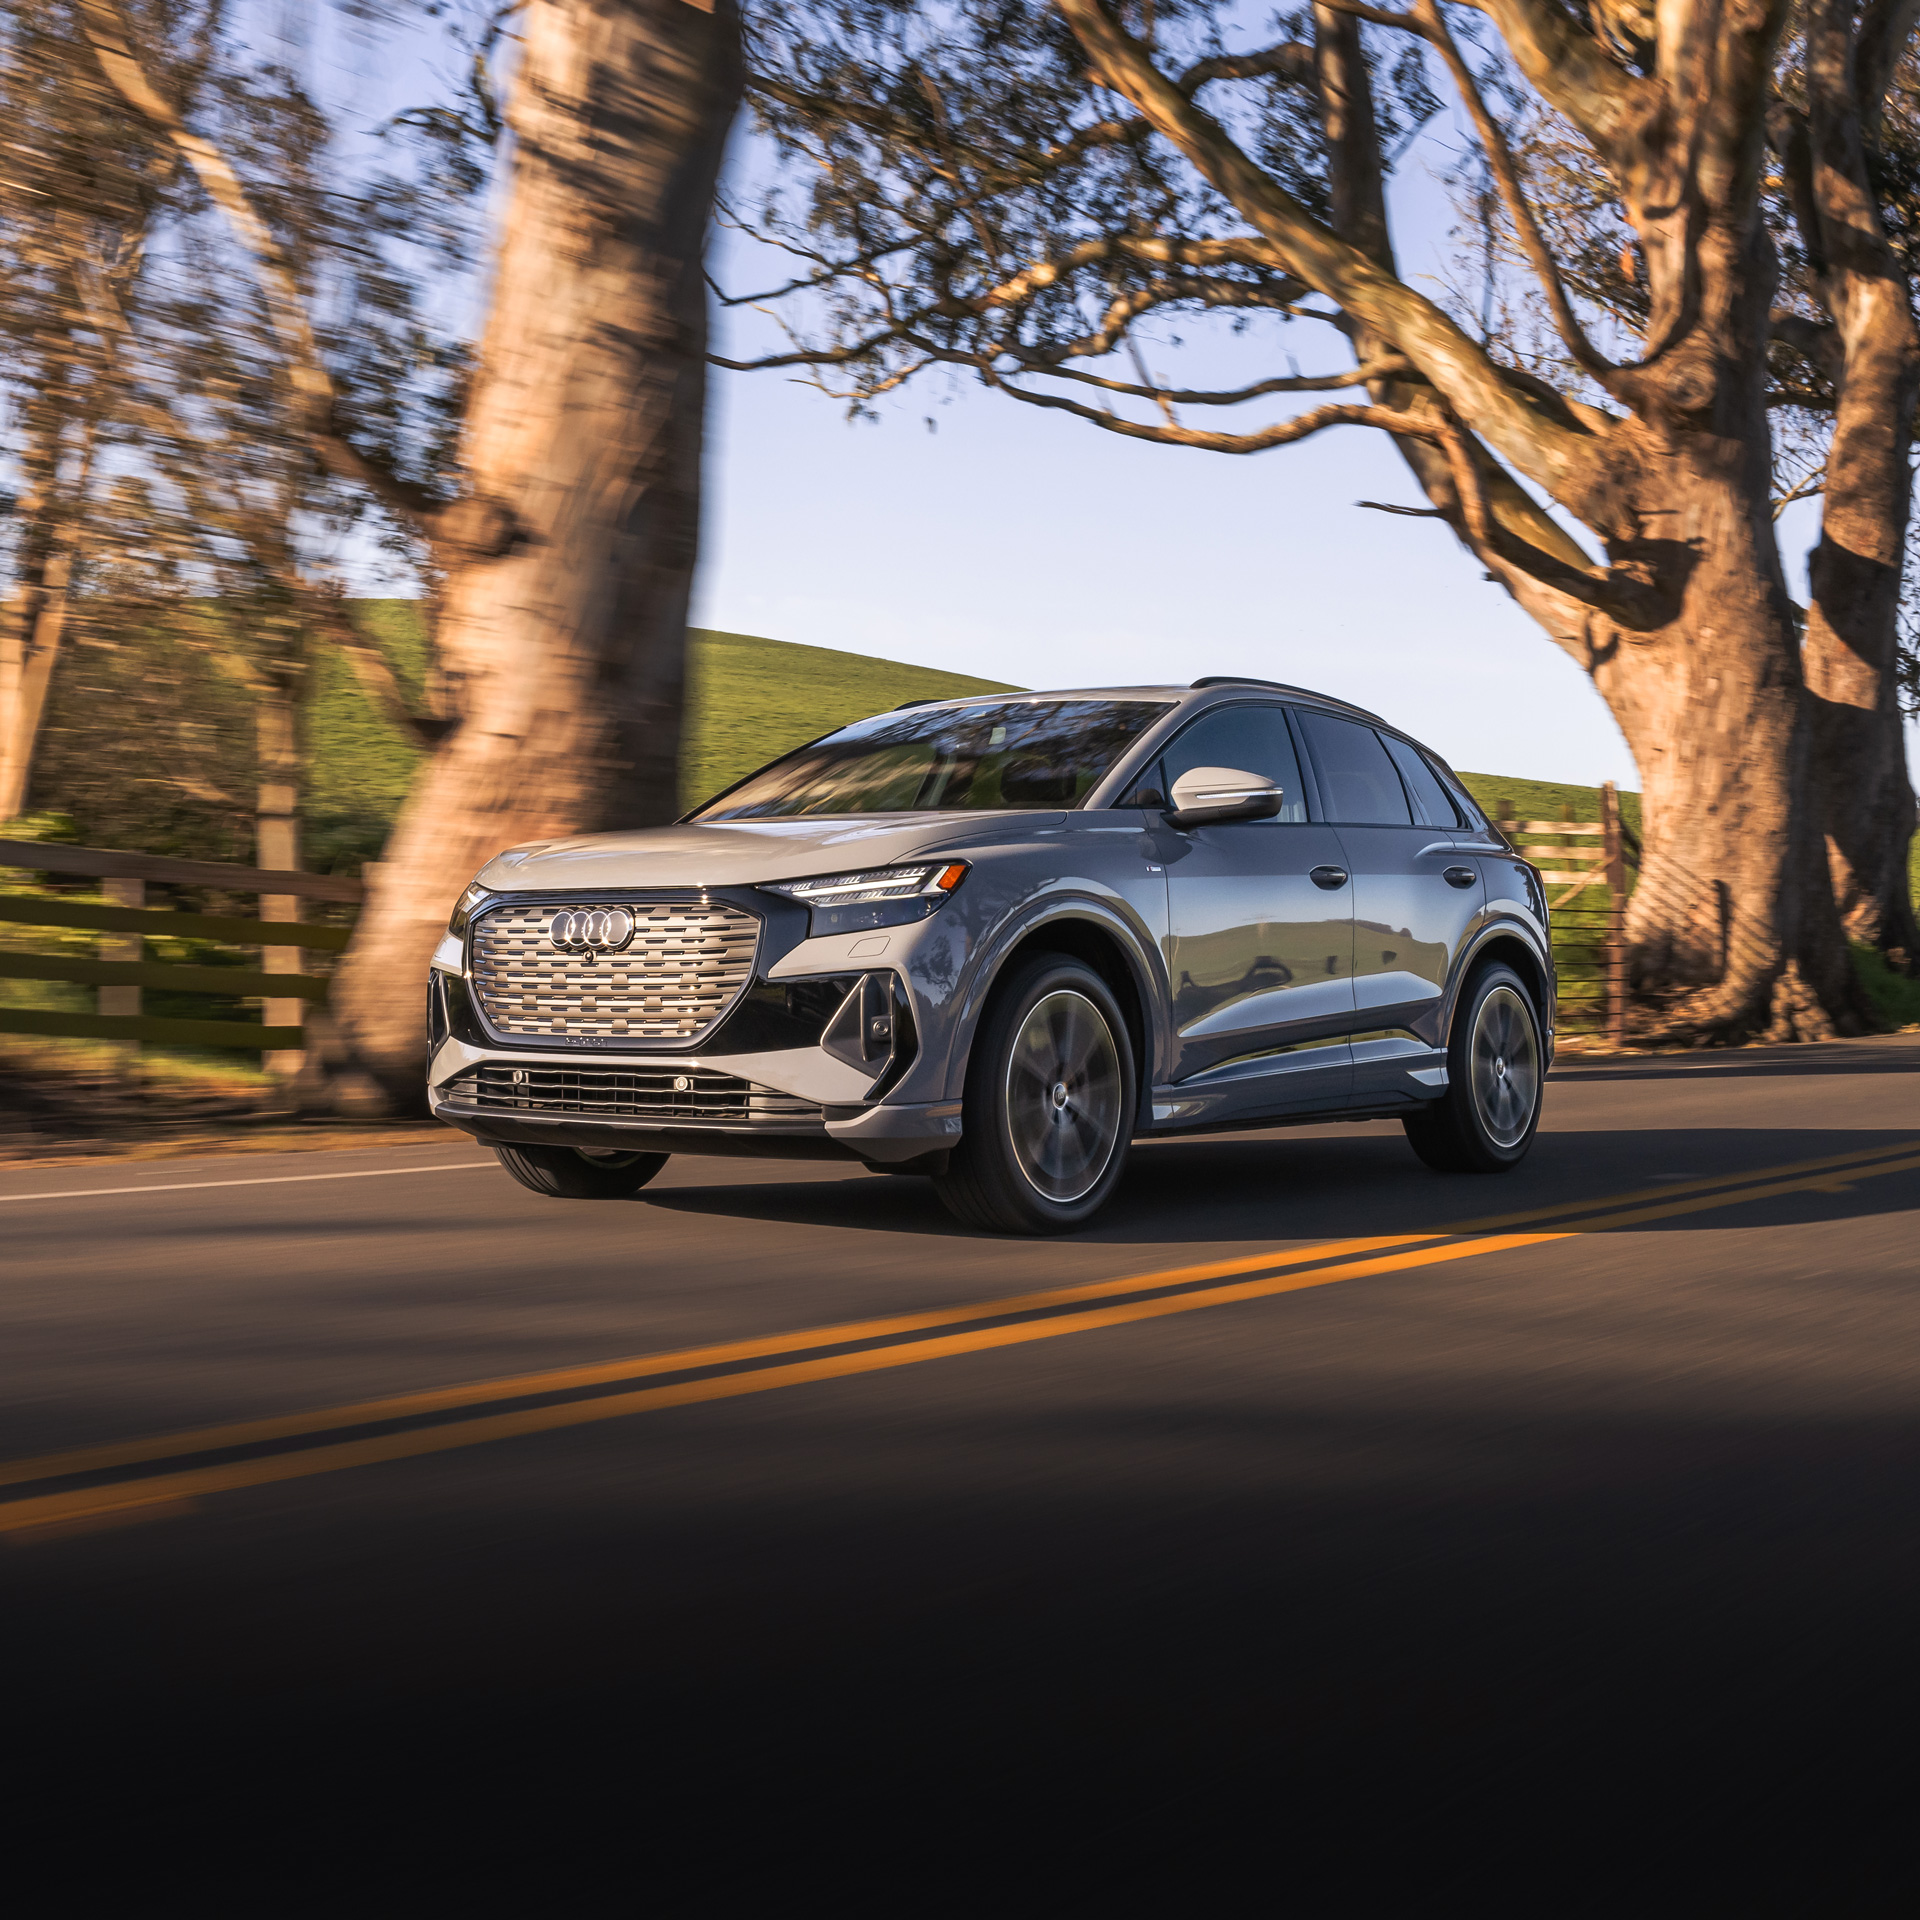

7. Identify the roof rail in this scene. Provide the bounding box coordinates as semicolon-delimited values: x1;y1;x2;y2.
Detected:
1188;676;1385;724
891;697;942;710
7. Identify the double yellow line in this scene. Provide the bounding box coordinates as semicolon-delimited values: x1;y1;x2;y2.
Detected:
5;1137;1916;1540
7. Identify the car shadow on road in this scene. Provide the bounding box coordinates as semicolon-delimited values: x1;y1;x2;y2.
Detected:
640;1125;1920;1246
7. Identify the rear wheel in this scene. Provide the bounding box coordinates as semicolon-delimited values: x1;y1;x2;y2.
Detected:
1403;962;1543;1173
933;955;1137;1234
494;1143;669;1199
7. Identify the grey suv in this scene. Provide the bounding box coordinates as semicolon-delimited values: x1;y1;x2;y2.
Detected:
427;678;1553;1233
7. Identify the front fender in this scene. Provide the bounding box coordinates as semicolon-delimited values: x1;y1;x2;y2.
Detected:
932;890;1170;1104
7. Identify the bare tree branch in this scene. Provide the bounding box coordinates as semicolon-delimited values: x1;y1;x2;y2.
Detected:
1415;0;1617;381
79;0;521;562
1047;0;1604;503
1028;353;1411;404
1473;0;1654;162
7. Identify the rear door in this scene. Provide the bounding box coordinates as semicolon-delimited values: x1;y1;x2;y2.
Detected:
1293;712;1485;1094
1152;703;1355;1111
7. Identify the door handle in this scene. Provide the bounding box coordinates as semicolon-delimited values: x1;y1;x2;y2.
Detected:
1444;865;1478;889
1310;865;1349;890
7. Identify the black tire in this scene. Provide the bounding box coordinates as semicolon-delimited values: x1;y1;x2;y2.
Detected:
494;1143;669;1199
1403;961;1544;1174
933;955;1137;1234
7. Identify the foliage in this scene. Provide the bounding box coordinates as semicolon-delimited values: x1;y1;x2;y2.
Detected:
1851;942;1920;1027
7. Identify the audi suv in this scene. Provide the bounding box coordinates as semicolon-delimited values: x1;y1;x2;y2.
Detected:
427;678;1553;1233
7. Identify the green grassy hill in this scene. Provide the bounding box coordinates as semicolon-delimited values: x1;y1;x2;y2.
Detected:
1457;772;1643;841
682;629;1013;808
304;609;1015;871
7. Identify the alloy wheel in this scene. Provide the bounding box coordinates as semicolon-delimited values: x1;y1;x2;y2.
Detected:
1003;989;1124;1202
1469;983;1540;1149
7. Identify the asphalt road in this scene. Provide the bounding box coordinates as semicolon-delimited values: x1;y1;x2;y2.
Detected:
6;1038;1920;1910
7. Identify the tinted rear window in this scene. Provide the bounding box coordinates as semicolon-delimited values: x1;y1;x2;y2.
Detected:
1382;734;1465;829
1298;712;1413;824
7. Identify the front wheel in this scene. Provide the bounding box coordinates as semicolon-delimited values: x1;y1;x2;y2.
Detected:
1403;962;1544;1174
933;955;1137;1234
494;1143;669;1199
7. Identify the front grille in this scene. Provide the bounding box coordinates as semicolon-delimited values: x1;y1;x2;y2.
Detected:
469;899;759;1044
456;1063;822;1128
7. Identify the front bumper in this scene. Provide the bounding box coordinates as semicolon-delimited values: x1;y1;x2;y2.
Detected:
427;968;960;1168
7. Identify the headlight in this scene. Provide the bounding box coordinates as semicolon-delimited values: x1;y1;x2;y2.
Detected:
448;881;494;936
763;862;968;936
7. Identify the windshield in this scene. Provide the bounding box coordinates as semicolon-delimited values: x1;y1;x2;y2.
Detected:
691;699;1174;820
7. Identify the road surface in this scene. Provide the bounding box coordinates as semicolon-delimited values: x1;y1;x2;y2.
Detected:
5;1037;1918;1907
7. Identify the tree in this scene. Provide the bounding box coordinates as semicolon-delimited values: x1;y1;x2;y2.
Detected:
723;0;1920;1036
3;1;472;845
79;0;743;1105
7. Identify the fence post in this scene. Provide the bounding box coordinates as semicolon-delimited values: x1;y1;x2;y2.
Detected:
256;779;305;1075
1603;780;1627;1043
99;875;142;1060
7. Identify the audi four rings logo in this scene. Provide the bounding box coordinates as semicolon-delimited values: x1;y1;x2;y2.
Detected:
547;907;635;956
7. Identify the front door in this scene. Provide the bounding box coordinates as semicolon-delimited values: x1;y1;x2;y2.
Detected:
1293;711;1486;1095
1151;703;1355;1113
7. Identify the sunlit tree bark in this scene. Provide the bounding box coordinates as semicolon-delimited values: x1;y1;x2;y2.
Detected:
85;0;743;1103
328;0;744;1100
727;0;1920;1036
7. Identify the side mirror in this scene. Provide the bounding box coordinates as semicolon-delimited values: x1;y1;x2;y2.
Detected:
1166;766;1285;829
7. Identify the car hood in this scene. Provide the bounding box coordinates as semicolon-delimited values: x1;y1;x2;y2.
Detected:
474;812;1064;893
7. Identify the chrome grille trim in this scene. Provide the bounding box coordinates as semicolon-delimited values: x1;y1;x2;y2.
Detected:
452;1064;823;1128
468;898;759;1044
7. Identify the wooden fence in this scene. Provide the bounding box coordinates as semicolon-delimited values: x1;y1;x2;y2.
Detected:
0;838;362;1061
3;801;1639;1059
1490;781;1632;1042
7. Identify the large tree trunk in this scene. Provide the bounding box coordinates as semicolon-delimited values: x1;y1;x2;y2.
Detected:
0;545;75;822
1802;299;1920;969
1311;2;1857;1037
1796;0;1920;969
1588;441;1860;1038
319;0;742;1108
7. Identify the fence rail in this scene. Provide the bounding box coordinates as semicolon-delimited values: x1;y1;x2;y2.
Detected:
0;838;361;1059
1491;786;1630;1042
3;802;1643;1059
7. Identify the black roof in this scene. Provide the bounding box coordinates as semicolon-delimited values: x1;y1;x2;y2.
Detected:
1188;676;1386;725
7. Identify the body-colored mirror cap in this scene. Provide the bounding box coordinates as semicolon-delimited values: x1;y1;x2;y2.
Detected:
1167;766;1285;828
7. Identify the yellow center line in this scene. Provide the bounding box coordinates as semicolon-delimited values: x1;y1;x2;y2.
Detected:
0;1232;1566;1537
1447;1136;1920;1233
2;1135;1916;1539
0;1231;1442;1491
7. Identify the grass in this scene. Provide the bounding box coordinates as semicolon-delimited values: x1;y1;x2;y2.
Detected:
9;618;1920;1086
1457;771;1643;843
1853;943;1920;1029
304;609;1017;869
681;629;1013;809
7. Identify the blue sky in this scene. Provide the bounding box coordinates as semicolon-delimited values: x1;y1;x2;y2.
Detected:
696;115;1645;789
297;4;1914;795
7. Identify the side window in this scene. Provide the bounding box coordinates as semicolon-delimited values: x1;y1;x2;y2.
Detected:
1155;705;1308;822
1382;734;1465;829
1432;757;1489;830
1297;712;1414;825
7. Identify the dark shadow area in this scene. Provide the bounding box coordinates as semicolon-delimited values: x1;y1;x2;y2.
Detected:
7;1390;1917;1909
643;1127;1920;1245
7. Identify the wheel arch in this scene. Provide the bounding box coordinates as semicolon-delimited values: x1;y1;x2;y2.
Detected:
947;902;1161;1106
1452;923;1555;1042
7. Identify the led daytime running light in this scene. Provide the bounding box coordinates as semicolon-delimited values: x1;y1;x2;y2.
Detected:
768;862;967;906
